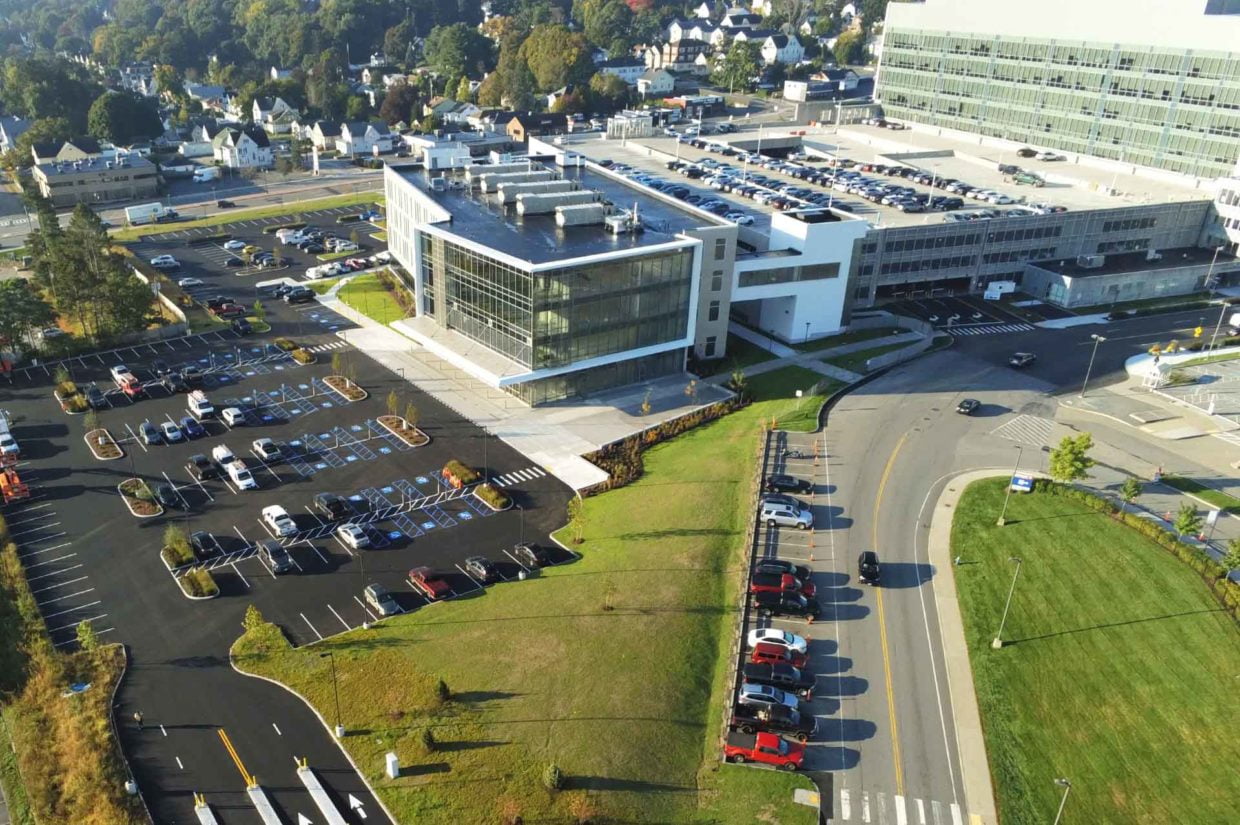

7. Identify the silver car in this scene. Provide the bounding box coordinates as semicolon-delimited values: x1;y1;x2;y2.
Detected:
761;502;813;530
364;584;400;616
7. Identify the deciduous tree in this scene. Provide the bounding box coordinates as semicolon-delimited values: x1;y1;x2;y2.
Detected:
1048;433;1094;483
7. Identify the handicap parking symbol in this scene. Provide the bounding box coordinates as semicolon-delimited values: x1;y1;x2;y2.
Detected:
315;462;328;470
345;455;358;462
421;521;436;531
381;486;394;494
274;365;284;371
298;384;309;390
288;407;301;415
321;401;333;408
379;446;391;454
350;424;363;432
261;415;274;422
459;512;473;521
388;531;402;540
245;371;256;376
416;476;429;484
289;440;302;448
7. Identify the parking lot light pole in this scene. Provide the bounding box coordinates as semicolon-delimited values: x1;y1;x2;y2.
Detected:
991;556;1022;649
1209;295;1230;352
997;445;1024;527
1052;778;1072;825
319;652;344;737
1079;334;1107;397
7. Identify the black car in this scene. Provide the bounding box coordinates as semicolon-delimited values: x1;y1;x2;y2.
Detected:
313;492;352;521
224;256;244;267
754;559;813;582
956;398;981;415
284;287;315;304
259;539;293;574
162;372;190;393
301;243;325;254
151;358;172;377
217;199;235;208
512;542;550;569
231;318;254;335
752;591;820;619
764;474;811;494
180;366;204;387
186;454;220;480
189;531;221;559
742;663;817;697
464;555;497;583
858;550;881;585
730;703;816;743
154;482;180;509
1008;352;1037;368
85;385;107;409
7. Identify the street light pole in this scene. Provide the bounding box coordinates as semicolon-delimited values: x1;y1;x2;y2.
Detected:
1052;778;1072;825
991;556;1022;649
1079;334;1107;397
319;652;344;737
996;445;1024;527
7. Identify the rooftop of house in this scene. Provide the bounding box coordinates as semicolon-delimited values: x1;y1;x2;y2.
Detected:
394;160;717;264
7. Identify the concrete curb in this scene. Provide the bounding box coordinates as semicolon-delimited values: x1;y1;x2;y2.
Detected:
926;470;1003;825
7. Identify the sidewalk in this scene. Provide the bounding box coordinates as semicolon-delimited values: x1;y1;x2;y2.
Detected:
707;328;927;387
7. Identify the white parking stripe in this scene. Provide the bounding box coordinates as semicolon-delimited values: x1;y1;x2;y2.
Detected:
43;600;102;620
32;576;89;594
53;625;113;646
840;789;851;820
894;795;907;825
25;553;76;568
916;798;926;824
26;564;82;582
300;614;323;640
862;791;871;823
39;588;95;605
327;603;351;631
949;803;963;825
352;594;379;622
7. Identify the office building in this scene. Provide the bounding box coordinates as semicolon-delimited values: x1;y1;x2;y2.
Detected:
383;147;865;405
877;0;1240;179
31;155;159;208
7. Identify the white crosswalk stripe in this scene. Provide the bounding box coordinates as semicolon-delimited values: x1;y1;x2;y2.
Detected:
306;340;349;353
492;465;547;487
947;322;1036;336
829;791;965;824
990;413;1055;446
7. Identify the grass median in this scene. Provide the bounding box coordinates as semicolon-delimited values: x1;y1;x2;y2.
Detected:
231;371;822;825
746;366;840;433
951;479;1240;824
1158;474;1240;513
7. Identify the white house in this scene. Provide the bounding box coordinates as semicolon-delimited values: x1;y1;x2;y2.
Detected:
636;69;675;98
762;34;805;65
688;23;719;41
270;66;292;80
361;65;396;87
751;0;773;14
667;19;693;41
734;28;776;44
308;120;342;150
721;10;762;29
841;3;858;22
335;121;393;156
693;2;713;18
212;127;273;169
598;57;646;85
252;96;299;135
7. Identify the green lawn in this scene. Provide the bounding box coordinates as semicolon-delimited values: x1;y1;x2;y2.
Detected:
794;326;905;353
951;480;1240;825
371;230;388;242
699;334;779;377
110;192;383;242
822;342;914;374
315;249;355;262
742;366;839;433
231;374;822;825
305;277;341;295
1158;474;1240;513
1177;350;1240;368
338;273;409;324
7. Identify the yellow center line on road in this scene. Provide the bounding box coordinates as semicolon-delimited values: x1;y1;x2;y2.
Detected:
873;432;908;797
217;728;256;788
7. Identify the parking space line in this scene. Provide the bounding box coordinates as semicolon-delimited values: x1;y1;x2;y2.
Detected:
43;600;102;620
39;588;95;605
31;576;89;594
189;473;214;502
24;553;77;569
300;614;324;640
351;595;379;621
299;538;328;566
8;522;62;539
327;604;351;632
26;564;82;582
502;547;531;573
53;626;113;647
229;561;251;588
123;422;147;452
455;564;485;592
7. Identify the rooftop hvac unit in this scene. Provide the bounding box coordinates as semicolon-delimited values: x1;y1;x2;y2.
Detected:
516;190;600;216
1076;254;1105;269
464;161;533;186
556;203;607;227
495;179;578;204
604;211;643;235
478;170;553;193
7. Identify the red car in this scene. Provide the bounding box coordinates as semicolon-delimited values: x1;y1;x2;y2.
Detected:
344;257;368;271
213;303;246;319
749;572;813;599
408;566;450;600
750;641;807;669
724;731;804;770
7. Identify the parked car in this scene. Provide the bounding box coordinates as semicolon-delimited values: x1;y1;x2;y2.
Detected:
729;703;816;743
737;683;804;714
337;522;371;551
217;200;236;208
858;550;881;585
750;572;810;598
223;240;246;250
231;318;253;335
213;304;246;319
741;663;816;698
1008;352;1037;368
179;416;205;439
221;407;247;427
764;474;811;494
364;583;401;616
408;566;450;600
225;256;244;267
259;539;293;574
181;366;204;387
512;542;550;569
85;386;107;409
186;453;219;480
751;641;808;669
226;459;257;491
154;482;180;509
252;438;281;460
160;421;184;443
746;628;808;655
314;492;351;521
139;420;161;445
162;371;189;393
724;731;804;770
751;561;813;585
261;504;297;537
752;591;820;619
178;277;204;288
464;555;497;583
760;501;813;530
285;287;315;304
189;531;221;559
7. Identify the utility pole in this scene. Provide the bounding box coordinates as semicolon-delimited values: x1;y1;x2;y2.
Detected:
997;445;1024;526
1079;334;1106;397
991;556;1022;649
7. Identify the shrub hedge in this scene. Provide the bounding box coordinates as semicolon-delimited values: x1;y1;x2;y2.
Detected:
273;337;297;352
1037;480;1240;620
180;567;219;598
474;483;511;510
583;395;750;495
291;348;314;365
442;459;480;485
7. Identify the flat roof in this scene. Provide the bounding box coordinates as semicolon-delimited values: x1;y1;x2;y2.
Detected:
396;161;710;264
35;155;156;175
1032;246;1238;278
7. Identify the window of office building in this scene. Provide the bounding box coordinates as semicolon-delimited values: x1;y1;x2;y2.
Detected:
707;300;720;322
714;238;727;259
704;335;717;357
711;270;724;291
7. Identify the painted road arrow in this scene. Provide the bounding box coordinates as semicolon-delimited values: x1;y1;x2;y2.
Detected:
349;794;367;819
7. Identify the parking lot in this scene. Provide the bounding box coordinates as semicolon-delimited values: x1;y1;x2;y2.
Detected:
878;295;1036;336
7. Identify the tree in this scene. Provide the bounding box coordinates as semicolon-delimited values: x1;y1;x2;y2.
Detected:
379;80;420;124
518;24;594;92
566;495;586;544
252;299;265;323
588;71;630;109
1047;433;1094;483
455;75;473;102
1119;476;1142;510
833;29;866;66
243;604;266;632
712;41;761;93
76;619;99;651
1223;538;1240;571
345;94;371;120
424;23;495;81
87;91;163;144
403;402;419;430
574;0;633;54
1173;502;1203;538
383;21;414;65
387;389;400;417
3;117;72;169
0;279;56;353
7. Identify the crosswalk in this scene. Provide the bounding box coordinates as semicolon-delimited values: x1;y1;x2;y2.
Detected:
946;322;1035;336
305;340;349;353
834;789;966;825
990;414;1055;446
491;466;548;487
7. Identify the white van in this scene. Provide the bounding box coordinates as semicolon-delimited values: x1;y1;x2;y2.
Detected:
261;505;297;537
276;228;306;244
187;390;214;420
226;460;258;491
0;417;18;459
211;443;236;468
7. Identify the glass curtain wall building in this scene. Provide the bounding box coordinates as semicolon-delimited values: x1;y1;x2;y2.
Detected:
878;0;1240;179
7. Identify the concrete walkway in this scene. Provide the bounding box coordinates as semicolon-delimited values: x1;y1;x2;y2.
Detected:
729;321;797;357
927;470;1001;825
706;330;927;387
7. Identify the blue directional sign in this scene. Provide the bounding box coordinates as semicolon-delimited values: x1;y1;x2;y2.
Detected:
1010;473;1034;493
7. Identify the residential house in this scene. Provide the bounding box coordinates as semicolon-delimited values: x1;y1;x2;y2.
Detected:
270;66;292;80
184;83;229;114
0;116;30;154
637;69;676;98
335;121;393;156
688;23;719;41
707;28;733;47
751;0;773;13
31;155;159;208
252;96;299;134
119;62;156;97
598;57;646;85
799;14;820;36
645;39;712;74
667;19;694;41
487;110;520;133
841;2;858;22
813;67;860;91
734;28;776;44
424;98;482;125
212;127;273;169
308;120;342;150
721;10;762;29
505;112;568;142
762;34;805;65
382;73;411;90
693;2;714;17
30;137;103;165
546;85;580;110
361;65;396;87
